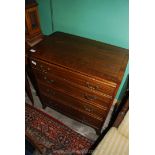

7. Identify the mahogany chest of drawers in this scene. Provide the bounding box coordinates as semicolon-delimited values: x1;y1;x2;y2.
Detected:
28;32;128;134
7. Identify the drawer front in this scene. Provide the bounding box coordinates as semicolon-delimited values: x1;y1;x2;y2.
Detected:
30;58;117;97
41;94;104;129
32;69;112;108
37;82;108;119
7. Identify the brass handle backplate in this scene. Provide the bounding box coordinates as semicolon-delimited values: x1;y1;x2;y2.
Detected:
43;76;54;84
83;105;93;112
46;89;55;95
84;93;97;101
86;82;99;90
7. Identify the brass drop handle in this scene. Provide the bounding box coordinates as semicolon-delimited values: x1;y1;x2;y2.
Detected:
47;79;54;84
44;76;47;80
43;70;47;74
83;105;93;112
84;93;97;100
42;66;50;73
46;89;55;95
48;79;54;83
38;64;43;71
86;82;99;90
44;76;54;83
40;68;47;73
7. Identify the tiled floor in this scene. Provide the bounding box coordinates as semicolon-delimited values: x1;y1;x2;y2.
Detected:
26;79;98;141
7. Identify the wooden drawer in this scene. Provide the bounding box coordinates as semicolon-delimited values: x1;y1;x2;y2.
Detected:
32;69;112;108
37;82;108;119
30;58;117;97
41;94;104;130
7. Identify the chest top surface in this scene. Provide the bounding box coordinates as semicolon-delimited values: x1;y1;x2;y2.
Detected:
29;32;128;84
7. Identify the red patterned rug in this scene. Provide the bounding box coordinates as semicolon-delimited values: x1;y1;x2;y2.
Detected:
25;104;94;155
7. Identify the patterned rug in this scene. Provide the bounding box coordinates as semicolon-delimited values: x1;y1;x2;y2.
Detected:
25;104;94;155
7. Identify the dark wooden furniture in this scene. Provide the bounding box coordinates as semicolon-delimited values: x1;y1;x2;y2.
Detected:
112;77;129;127
25;0;43;47
27;32;128;134
113;98;129;128
25;73;34;106
25;43;34;105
